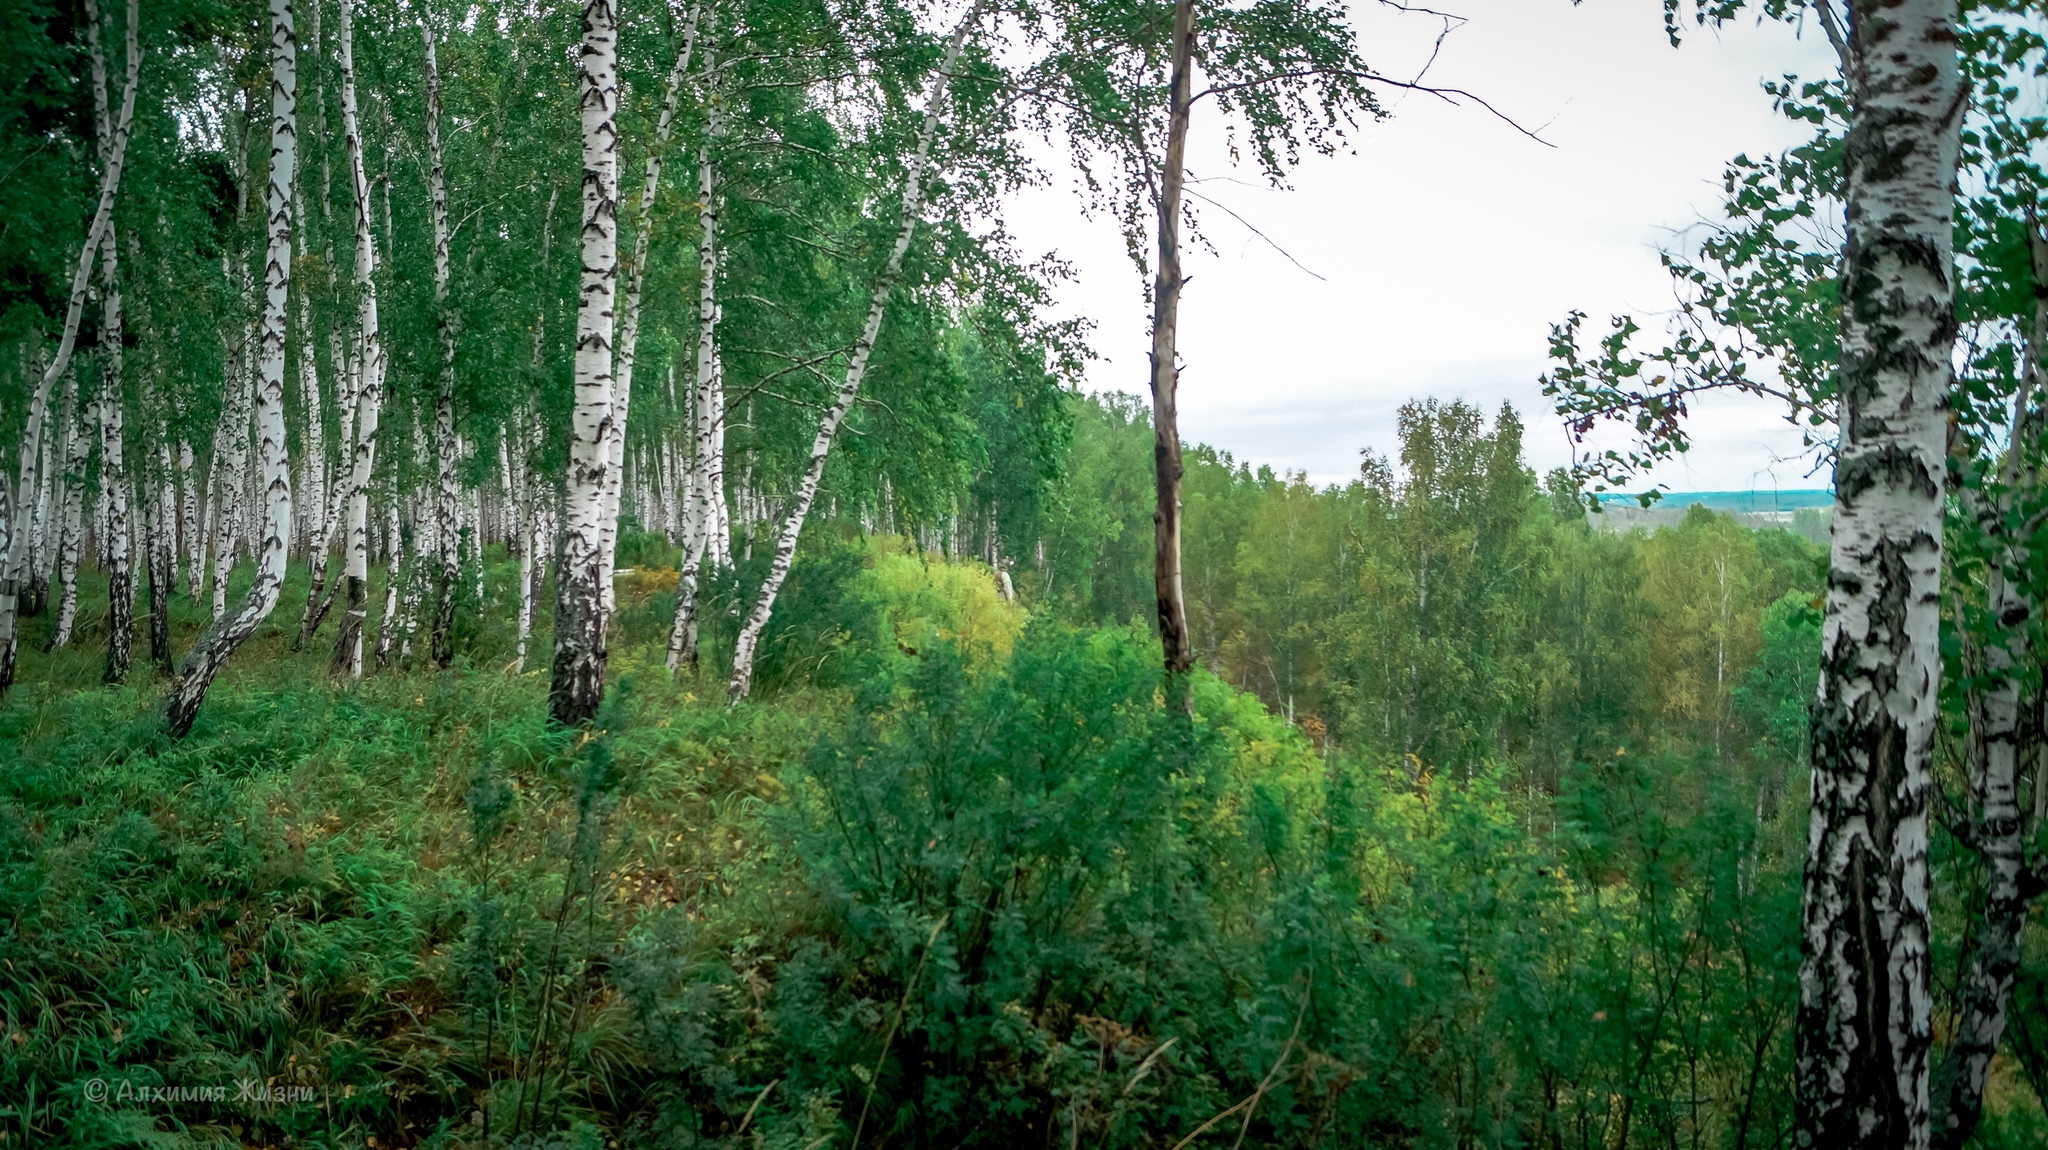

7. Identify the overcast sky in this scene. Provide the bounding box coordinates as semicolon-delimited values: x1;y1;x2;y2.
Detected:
1002;0;1840;492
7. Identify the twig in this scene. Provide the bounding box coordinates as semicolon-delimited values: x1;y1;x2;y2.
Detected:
736;1078;780;1133
1181;188;1324;281
1230;970;1313;1150
850;915;949;1149
1168;971;1312;1150
1196;70;1551;147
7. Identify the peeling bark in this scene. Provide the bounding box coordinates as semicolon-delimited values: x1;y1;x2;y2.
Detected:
1794;2;1963;1145
548;0;621;726
1929;227;2048;1150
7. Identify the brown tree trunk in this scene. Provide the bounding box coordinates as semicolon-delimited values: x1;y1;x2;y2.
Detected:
1148;0;1195;680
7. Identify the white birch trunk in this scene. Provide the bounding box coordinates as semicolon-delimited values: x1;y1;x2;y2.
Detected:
211;317;248;620
150;436;174;668
296;192;325;558
27;406;54;613
166;0;295;735
512;411;535;672
1929;230;2048;1148
296;322;356;644
0;348;56;691
548;0;621;725
85;0;133;679
51;368;87;650
725;10;976;700
330;0;385;678
666;83;723;672
375;497;401;667
97;227;133;683
600;5;702;622
179;438;199;599
423;13;461;668
1795;1;1963;1144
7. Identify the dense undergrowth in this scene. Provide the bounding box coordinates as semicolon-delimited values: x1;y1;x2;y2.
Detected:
3;537;2044;1148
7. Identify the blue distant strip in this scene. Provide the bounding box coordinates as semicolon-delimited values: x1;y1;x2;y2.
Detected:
1596;490;1834;513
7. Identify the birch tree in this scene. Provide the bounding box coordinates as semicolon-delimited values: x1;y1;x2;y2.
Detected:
331;0;388;678
47;369;87;651
1009;0;1374;680
0;0;140;696
1147;0;1193;678
85;0;136;684
423;10;461;669
666;59;724;673
599;4;703;630
166;0;298;737
548;0;621;726
1779;1;1961;1140
725;7;982;701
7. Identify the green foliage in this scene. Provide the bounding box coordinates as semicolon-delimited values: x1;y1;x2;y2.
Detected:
1735;590;1823;762
1;612;1838;1148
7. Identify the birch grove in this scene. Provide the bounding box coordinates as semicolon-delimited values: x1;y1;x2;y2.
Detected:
723;7;981;701
0;0;139;696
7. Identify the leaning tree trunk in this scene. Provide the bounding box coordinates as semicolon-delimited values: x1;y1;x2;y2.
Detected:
1148;0;1195;680
725;10;978;701
548;0;621;727
600;5;702;627
330;0;386;679
1794;1;1964;1145
165;0;296;737
666;78;724;673
0;0;139;693
422;13;461;668
1930;225;2048;1149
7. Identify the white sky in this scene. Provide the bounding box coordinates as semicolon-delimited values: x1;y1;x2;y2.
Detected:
1003;0;1841;492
